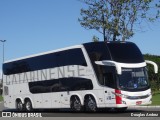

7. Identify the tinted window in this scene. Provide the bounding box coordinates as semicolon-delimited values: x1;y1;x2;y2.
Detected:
3;48;87;75
29;79;60;93
29;78;93;94
96;66;116;88
83;42;113;87
57;49;87;67
107;42;144;63
83;42;111;61
60;78;93;91
104;73;115;88
3;86;9;95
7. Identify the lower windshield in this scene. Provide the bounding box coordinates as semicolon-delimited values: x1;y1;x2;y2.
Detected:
118;67;149;91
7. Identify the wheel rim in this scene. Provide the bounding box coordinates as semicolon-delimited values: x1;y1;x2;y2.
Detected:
71;97;81;111
17;102;23;110
74;100;81;111
26;101;31;111
87;97;96;111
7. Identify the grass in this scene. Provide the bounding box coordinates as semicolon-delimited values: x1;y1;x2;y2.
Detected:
151;92;160;105
0;95;3;101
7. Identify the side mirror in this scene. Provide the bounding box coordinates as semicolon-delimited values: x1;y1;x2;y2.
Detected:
95;60;122;75
145;60;158;74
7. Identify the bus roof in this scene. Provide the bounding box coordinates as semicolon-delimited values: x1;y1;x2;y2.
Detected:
4;41;140;64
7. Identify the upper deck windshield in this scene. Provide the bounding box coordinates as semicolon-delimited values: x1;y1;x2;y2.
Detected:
83;42;144;64
118;67;149;91
107;42;144;63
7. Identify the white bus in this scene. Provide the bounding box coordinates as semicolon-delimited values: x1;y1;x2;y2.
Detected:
2;41;158;112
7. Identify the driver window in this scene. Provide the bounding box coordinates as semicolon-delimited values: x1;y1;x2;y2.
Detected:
104;72;115;88
97;65;116;88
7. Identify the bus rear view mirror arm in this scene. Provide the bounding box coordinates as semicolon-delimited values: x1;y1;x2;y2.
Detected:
95;61;122;75
145;60;158;74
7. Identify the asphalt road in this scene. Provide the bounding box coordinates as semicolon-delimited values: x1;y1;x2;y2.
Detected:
0;101;160;120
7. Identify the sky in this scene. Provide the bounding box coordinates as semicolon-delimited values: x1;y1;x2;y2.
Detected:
0;0;160;77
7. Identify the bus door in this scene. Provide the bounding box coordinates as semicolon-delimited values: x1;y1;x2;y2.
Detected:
3;85;13;108
103;72;116;106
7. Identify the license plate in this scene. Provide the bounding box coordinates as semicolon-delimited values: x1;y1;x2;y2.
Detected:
136;101;142;105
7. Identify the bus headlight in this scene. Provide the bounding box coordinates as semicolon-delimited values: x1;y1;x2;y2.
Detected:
121;94;128;99
112;92;128;98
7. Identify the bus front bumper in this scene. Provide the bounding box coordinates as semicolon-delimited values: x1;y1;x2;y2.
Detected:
116;96;152;108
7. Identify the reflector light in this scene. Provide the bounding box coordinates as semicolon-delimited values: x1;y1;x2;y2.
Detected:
115;90;122;104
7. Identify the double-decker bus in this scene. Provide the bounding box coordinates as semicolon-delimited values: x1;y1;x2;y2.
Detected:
2;41;158;112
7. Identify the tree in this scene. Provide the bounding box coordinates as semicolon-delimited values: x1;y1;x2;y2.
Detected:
144;54;160;94
92;35;99;42
78;0;160;41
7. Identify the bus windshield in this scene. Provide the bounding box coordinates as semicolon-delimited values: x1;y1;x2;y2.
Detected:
118;67;149;91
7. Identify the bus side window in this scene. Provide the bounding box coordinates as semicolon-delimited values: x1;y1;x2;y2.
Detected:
4;86;9;95
104;73;115;88
49;80;61;92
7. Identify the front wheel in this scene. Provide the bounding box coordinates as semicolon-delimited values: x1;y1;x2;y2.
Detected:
84;96;97;112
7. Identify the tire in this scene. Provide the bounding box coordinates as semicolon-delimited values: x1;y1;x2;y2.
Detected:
16;100;24;111
84;96;97;112
70;96;82;112
24;99;33;112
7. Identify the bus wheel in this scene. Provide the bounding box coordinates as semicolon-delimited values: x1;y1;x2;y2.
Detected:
16;100;24;111
25;99;33;112
70;96;82;112
85;96;97;112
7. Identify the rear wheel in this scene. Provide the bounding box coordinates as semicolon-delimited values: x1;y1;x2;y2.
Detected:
70;96;82;112
84;96;97;112
16;100;24;111
24;99;33;112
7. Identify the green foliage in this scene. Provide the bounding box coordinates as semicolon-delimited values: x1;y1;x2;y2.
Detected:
92;35;99;42
79;0;160;41
0;95;3;101
151;92;160;105
144;54;160;94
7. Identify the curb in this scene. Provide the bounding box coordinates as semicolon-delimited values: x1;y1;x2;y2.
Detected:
128;106;160;108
